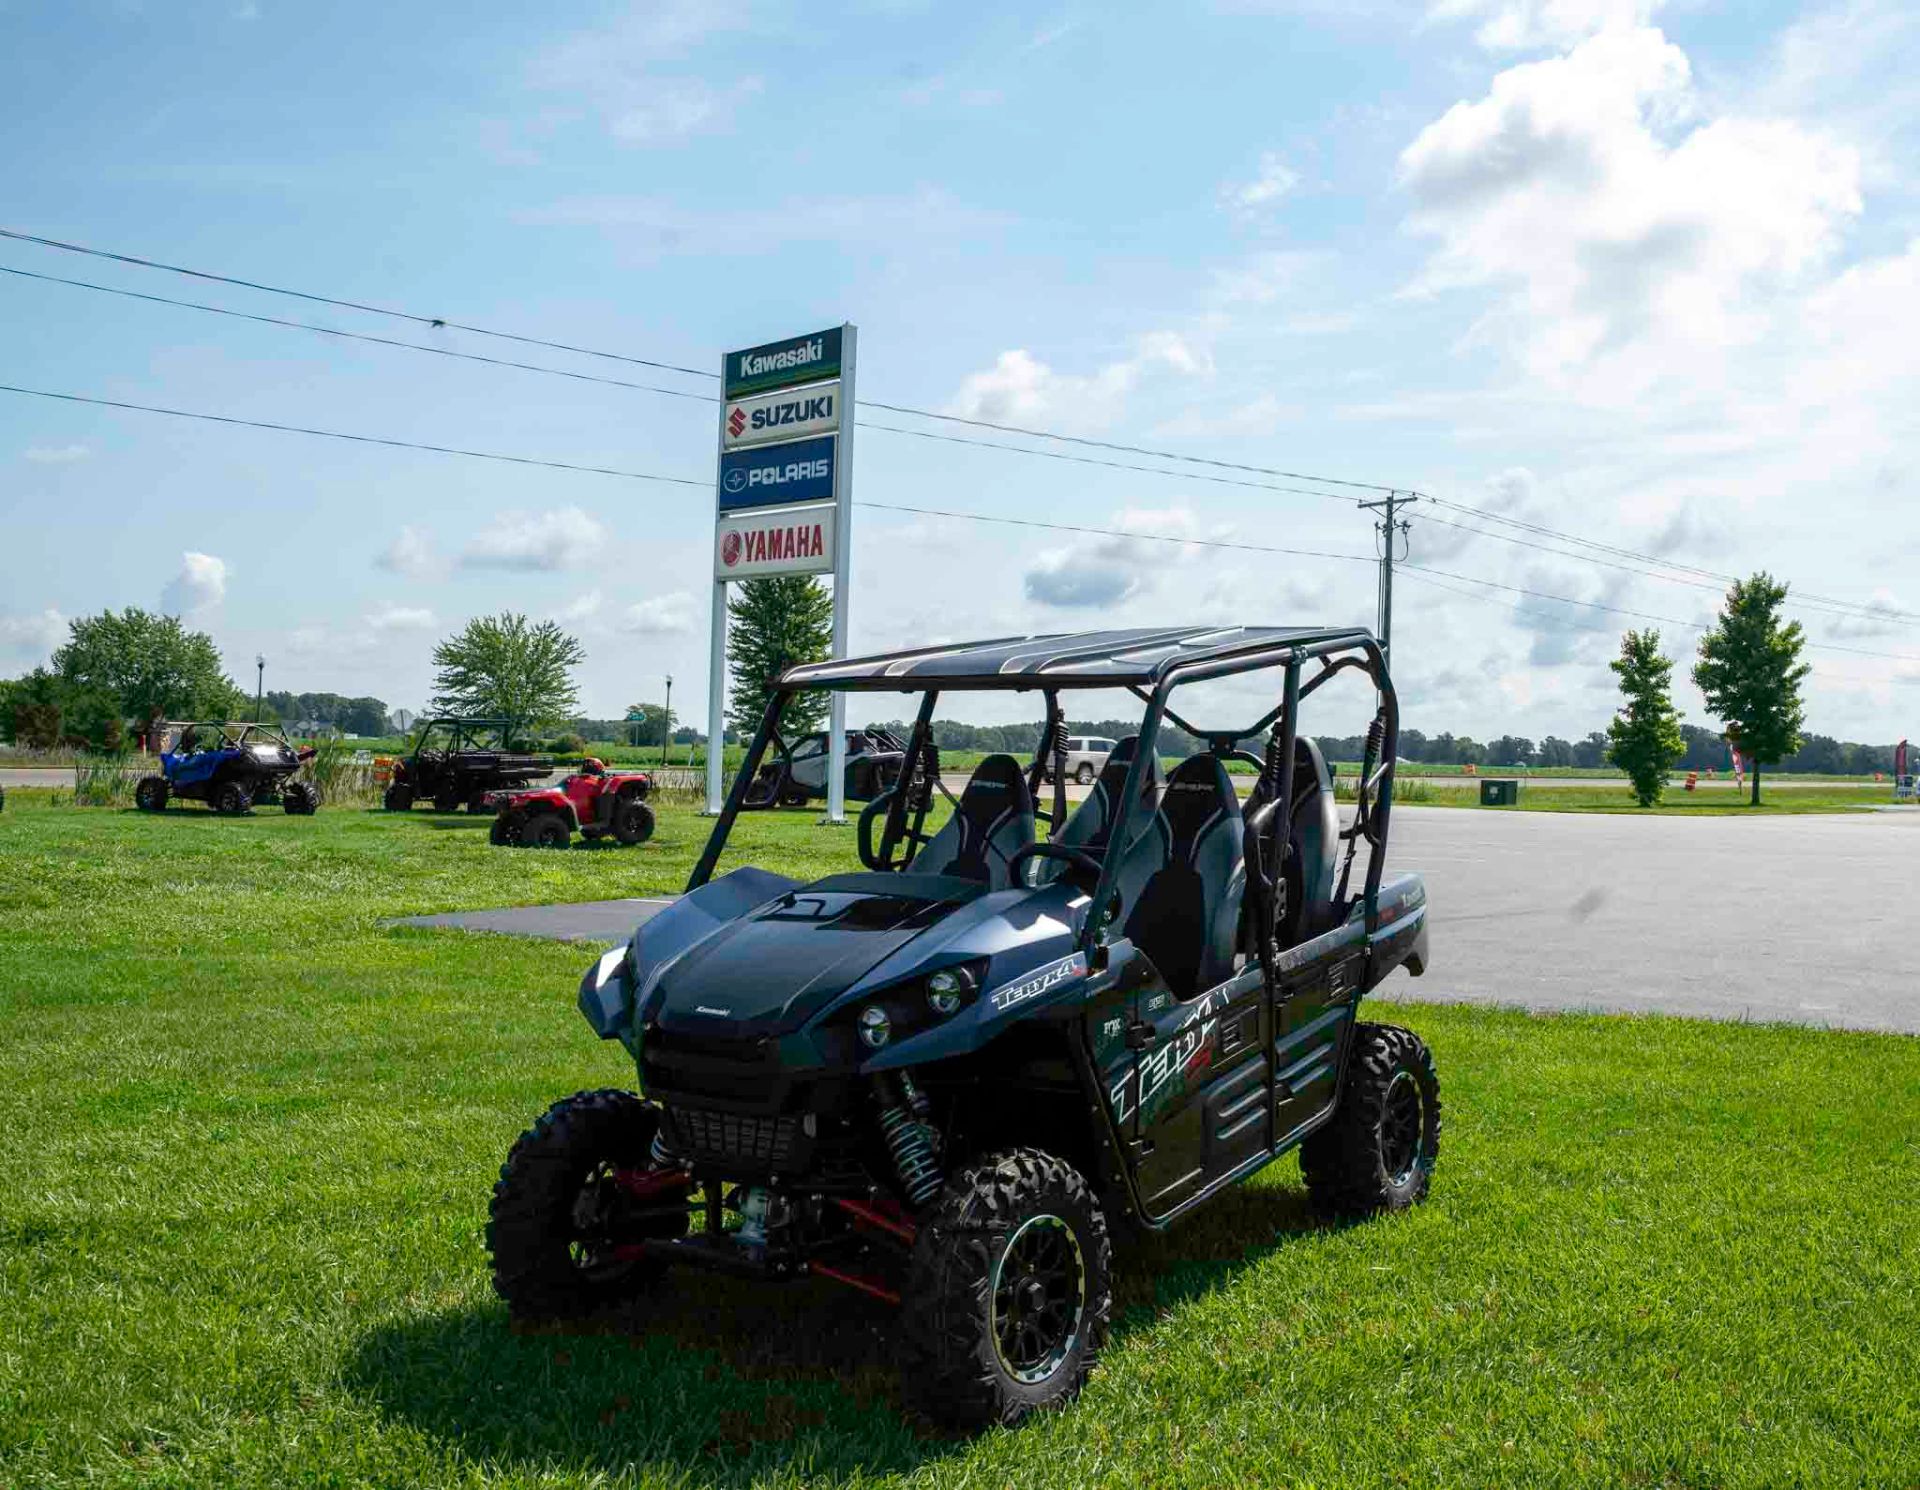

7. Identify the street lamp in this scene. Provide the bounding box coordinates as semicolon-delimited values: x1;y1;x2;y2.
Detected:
662;674;673;767
255;654;266;722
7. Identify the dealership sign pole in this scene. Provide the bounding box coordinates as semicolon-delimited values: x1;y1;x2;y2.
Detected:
706;325;855;819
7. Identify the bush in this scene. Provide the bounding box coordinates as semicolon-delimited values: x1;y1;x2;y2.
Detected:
550;732;587;755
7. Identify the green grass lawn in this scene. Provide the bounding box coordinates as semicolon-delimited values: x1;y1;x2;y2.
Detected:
1404;782;1902;815
2;794;1917;1488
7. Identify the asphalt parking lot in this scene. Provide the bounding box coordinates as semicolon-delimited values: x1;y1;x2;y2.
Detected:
397;801;1920;1035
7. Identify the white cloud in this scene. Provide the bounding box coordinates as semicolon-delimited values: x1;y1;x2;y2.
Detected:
947;335;1209;432
1024;507;1227;608
1430;0;1662;51
364;604;437;633
1399;26;1862;382
0;607;66;658
461;507;608;572
555;590;604;625
376;525;441;578
23;444;89;464
1222;151;1300;214
1825;589;1911;640
162;552;228;615
621;592;699;635
528;0;757;147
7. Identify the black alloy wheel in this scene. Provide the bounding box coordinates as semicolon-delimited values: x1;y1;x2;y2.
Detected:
991;1215;1087;1386
383;783;414;812
135;776;169;812
526;812;570;849
612;798;655;846
213;781;252;816
1075;763;1096;785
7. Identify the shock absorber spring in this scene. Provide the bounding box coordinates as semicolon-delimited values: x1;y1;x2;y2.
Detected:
874;1074;943;1207
649;1129;679;1168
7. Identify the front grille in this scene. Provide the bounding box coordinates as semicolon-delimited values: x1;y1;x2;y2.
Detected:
661;1105;810;1174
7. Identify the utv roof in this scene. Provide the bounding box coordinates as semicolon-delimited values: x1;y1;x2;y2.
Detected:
778;626;1378;692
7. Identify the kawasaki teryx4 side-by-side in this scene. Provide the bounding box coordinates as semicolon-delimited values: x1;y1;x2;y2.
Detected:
490;627;1435;1429
135;722;318;815
380;717;552;813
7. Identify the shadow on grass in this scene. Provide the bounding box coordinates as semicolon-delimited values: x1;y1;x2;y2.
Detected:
344;1181;1324;1482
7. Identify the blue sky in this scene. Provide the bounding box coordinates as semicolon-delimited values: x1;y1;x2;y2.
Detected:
3;0;1916;741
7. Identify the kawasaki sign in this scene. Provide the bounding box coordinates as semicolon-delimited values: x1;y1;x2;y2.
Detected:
723;327;843;399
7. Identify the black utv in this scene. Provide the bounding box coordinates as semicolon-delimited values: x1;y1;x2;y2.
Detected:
381;717;552;813
740;726;908;809
489;627;1435;1429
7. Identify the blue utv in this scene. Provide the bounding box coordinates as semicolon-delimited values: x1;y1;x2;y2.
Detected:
488;627;1435;1429
135;721;318;816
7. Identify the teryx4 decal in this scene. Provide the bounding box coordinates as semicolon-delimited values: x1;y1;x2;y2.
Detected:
986;953;1088;1013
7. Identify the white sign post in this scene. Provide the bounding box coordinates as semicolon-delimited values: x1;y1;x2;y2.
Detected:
705;324;855;820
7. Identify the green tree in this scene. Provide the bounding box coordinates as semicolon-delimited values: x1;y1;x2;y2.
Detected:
429;612;584;739
52;608;241;728
1605;629;1686;807
1692;573;1810;806
726;577;834;736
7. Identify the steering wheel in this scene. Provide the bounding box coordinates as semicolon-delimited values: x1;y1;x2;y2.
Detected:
1008;841;1104;888
858;790;901;870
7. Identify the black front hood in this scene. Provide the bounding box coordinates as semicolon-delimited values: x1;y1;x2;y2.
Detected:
651;873;985;1039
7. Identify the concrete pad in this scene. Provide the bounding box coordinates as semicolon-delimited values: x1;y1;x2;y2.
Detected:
389;896;677;944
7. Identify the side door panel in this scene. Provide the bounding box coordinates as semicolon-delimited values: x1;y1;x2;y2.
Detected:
1131;962;1269;1218
1272;919;1367;1148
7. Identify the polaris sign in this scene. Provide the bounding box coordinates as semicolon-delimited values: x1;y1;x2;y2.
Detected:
723;327;843;399
724;383;841;451
718;434;836;512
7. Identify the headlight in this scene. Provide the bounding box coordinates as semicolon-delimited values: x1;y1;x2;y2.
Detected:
926;965;977;1016
858;1004;892;1049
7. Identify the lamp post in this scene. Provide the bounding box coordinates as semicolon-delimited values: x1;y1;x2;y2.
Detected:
255;654;266;722
662;674;673;767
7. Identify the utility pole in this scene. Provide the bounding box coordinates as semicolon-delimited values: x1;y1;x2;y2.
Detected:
662;674;673;768
254;654;266;722
1358;492;1413;658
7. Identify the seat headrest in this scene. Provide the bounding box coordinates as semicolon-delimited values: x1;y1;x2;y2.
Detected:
1159;754;1241;859
1096;735;1161;804
957;752;1032;826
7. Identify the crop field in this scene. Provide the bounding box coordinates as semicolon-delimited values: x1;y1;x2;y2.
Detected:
3;794;1918;1488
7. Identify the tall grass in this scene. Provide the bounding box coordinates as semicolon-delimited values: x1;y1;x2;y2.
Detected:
70;754;146;807
302;736;379;807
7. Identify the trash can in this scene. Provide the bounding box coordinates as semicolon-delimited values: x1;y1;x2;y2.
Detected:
1480;778;1520;806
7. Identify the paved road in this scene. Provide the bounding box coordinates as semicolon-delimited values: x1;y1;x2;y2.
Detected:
1383;805;1920;1033
396;805;1920;1034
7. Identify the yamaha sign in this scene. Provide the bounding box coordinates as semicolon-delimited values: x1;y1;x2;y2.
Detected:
714;501;836;580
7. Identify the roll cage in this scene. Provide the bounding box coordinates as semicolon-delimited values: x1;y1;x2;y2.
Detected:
690;626;1404;954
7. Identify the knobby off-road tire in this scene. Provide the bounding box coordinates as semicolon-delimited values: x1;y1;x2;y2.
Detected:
213;780;252;816
489;809;526;846
282;781;319;815
612;798;655;846
1075;763;1096;786
526;812;570;849
1300;1022;1441;1217
383;783;414;812
433;789;463;813
899;1148;1112;1431
488;1090;686;1321
135;776;169;812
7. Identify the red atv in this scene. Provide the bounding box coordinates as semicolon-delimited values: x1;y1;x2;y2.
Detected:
488;760;656;849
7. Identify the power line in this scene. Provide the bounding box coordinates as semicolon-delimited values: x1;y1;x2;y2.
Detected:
8;374;1914;666
0;225;1394;499
1412;506;1917;629
3;261;1372;505
0;383;708;487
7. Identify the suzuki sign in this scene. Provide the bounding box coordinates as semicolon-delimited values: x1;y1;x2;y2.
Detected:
714;501;835;580
724;382;841;450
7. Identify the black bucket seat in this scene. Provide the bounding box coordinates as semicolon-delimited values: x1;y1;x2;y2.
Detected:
1035;736;1164;885
1245;737;1340;945
1111;754;1246;999
904;753;1035;891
